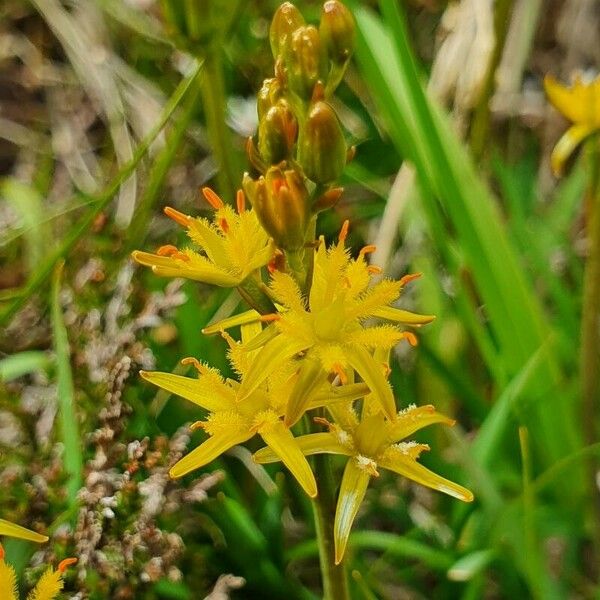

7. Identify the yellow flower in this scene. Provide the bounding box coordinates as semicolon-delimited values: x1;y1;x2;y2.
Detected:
139;329;369;498
0;519;48;544
254;401;473;564
132;188;276;287
0;544;76;600
544;74;600;176
209;221;435;426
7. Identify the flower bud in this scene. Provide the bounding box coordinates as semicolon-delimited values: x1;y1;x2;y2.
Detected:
320;1;355;66
243;168;309;250
258;101;298;165
297;100;346;184
270;2;305;59
283;25;327;101
257;78;283;121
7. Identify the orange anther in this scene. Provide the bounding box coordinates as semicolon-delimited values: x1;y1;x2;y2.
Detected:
368;265;383;275
189;420;205;431
0;544;4;561
181;357;207;374
402;332;418;347
156;244;179;257
164;206;191;227
172;251;190;262
259;313;281;323
58;557;78;573
358;244;377;259
382;362;391;378
218;217;230;233
338;219;350;243
331;363;348;385
313;416;331;428
202;187;224;209
399;272;422;287
236;189;246;213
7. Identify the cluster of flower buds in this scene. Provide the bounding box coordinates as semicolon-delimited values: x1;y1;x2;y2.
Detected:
244;1;355;252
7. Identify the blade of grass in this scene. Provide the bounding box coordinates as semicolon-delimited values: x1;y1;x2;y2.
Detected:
0;59;202;328
0;351;50;382
51;262;82;508
350;2;581;479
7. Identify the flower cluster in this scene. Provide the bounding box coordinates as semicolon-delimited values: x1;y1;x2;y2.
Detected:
133;0;472;567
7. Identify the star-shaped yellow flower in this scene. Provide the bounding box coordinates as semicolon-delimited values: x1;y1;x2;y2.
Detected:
215;222;434;426
544;74;600;176
132;188;276;287
139;327;369;498
0;544;76;600
254;401;473;564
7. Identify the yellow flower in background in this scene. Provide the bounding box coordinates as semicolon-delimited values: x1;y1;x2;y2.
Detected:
254;400;473;564
210;221;435;426
544;74;600;176
132;188;275;287
0;519;48;544
0;544;76;600
139;325;369;498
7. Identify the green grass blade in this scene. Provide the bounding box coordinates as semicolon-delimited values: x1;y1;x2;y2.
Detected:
0;351;50;382
51;262;82;508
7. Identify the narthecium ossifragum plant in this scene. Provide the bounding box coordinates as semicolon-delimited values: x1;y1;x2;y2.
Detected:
133;0;473;593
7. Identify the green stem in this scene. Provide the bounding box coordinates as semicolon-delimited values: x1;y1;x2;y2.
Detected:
200;47;239;200
581;136;600;560
312;454;349;600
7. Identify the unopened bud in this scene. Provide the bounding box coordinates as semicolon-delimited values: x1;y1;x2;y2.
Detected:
320;1;355;66
284;26;327;101
243;168;309;250
297;100;346;183
257;78;283;121
258;101;298;165
270;2;305;59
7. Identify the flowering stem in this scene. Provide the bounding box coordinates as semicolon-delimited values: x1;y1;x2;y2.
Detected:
581;135;600;551
312;454;349;600
200;47;239;200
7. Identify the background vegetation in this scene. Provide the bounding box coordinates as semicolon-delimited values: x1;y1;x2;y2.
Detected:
0;0;598;598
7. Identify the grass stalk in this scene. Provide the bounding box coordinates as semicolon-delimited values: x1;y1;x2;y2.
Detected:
51;262;82;508
581;136;600;561
312;454;349;600
200;47;239;200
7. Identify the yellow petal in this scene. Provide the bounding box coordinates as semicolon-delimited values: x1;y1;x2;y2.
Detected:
238;335;308;400
0;519;48;543
379;451;473;502
550;123;595;177
254;433;351;463
201;309;261;335
334;459;371;565
387;404;455;442
140;371;234;412
544;75;585;123
0;555;17;600
371;306;436;325
347;325;406;350
285;357;327;427
169;428;253;478
259;422;317;498
345;345;397;421
241;322;280;352
27;567;63;600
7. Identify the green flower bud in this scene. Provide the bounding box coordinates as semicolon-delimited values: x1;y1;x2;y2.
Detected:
297;100;347;184
258;101;298;166
243;168;309;250
320;1;355;66
284;25;327;101
270;2;305;59
257;78;283;121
